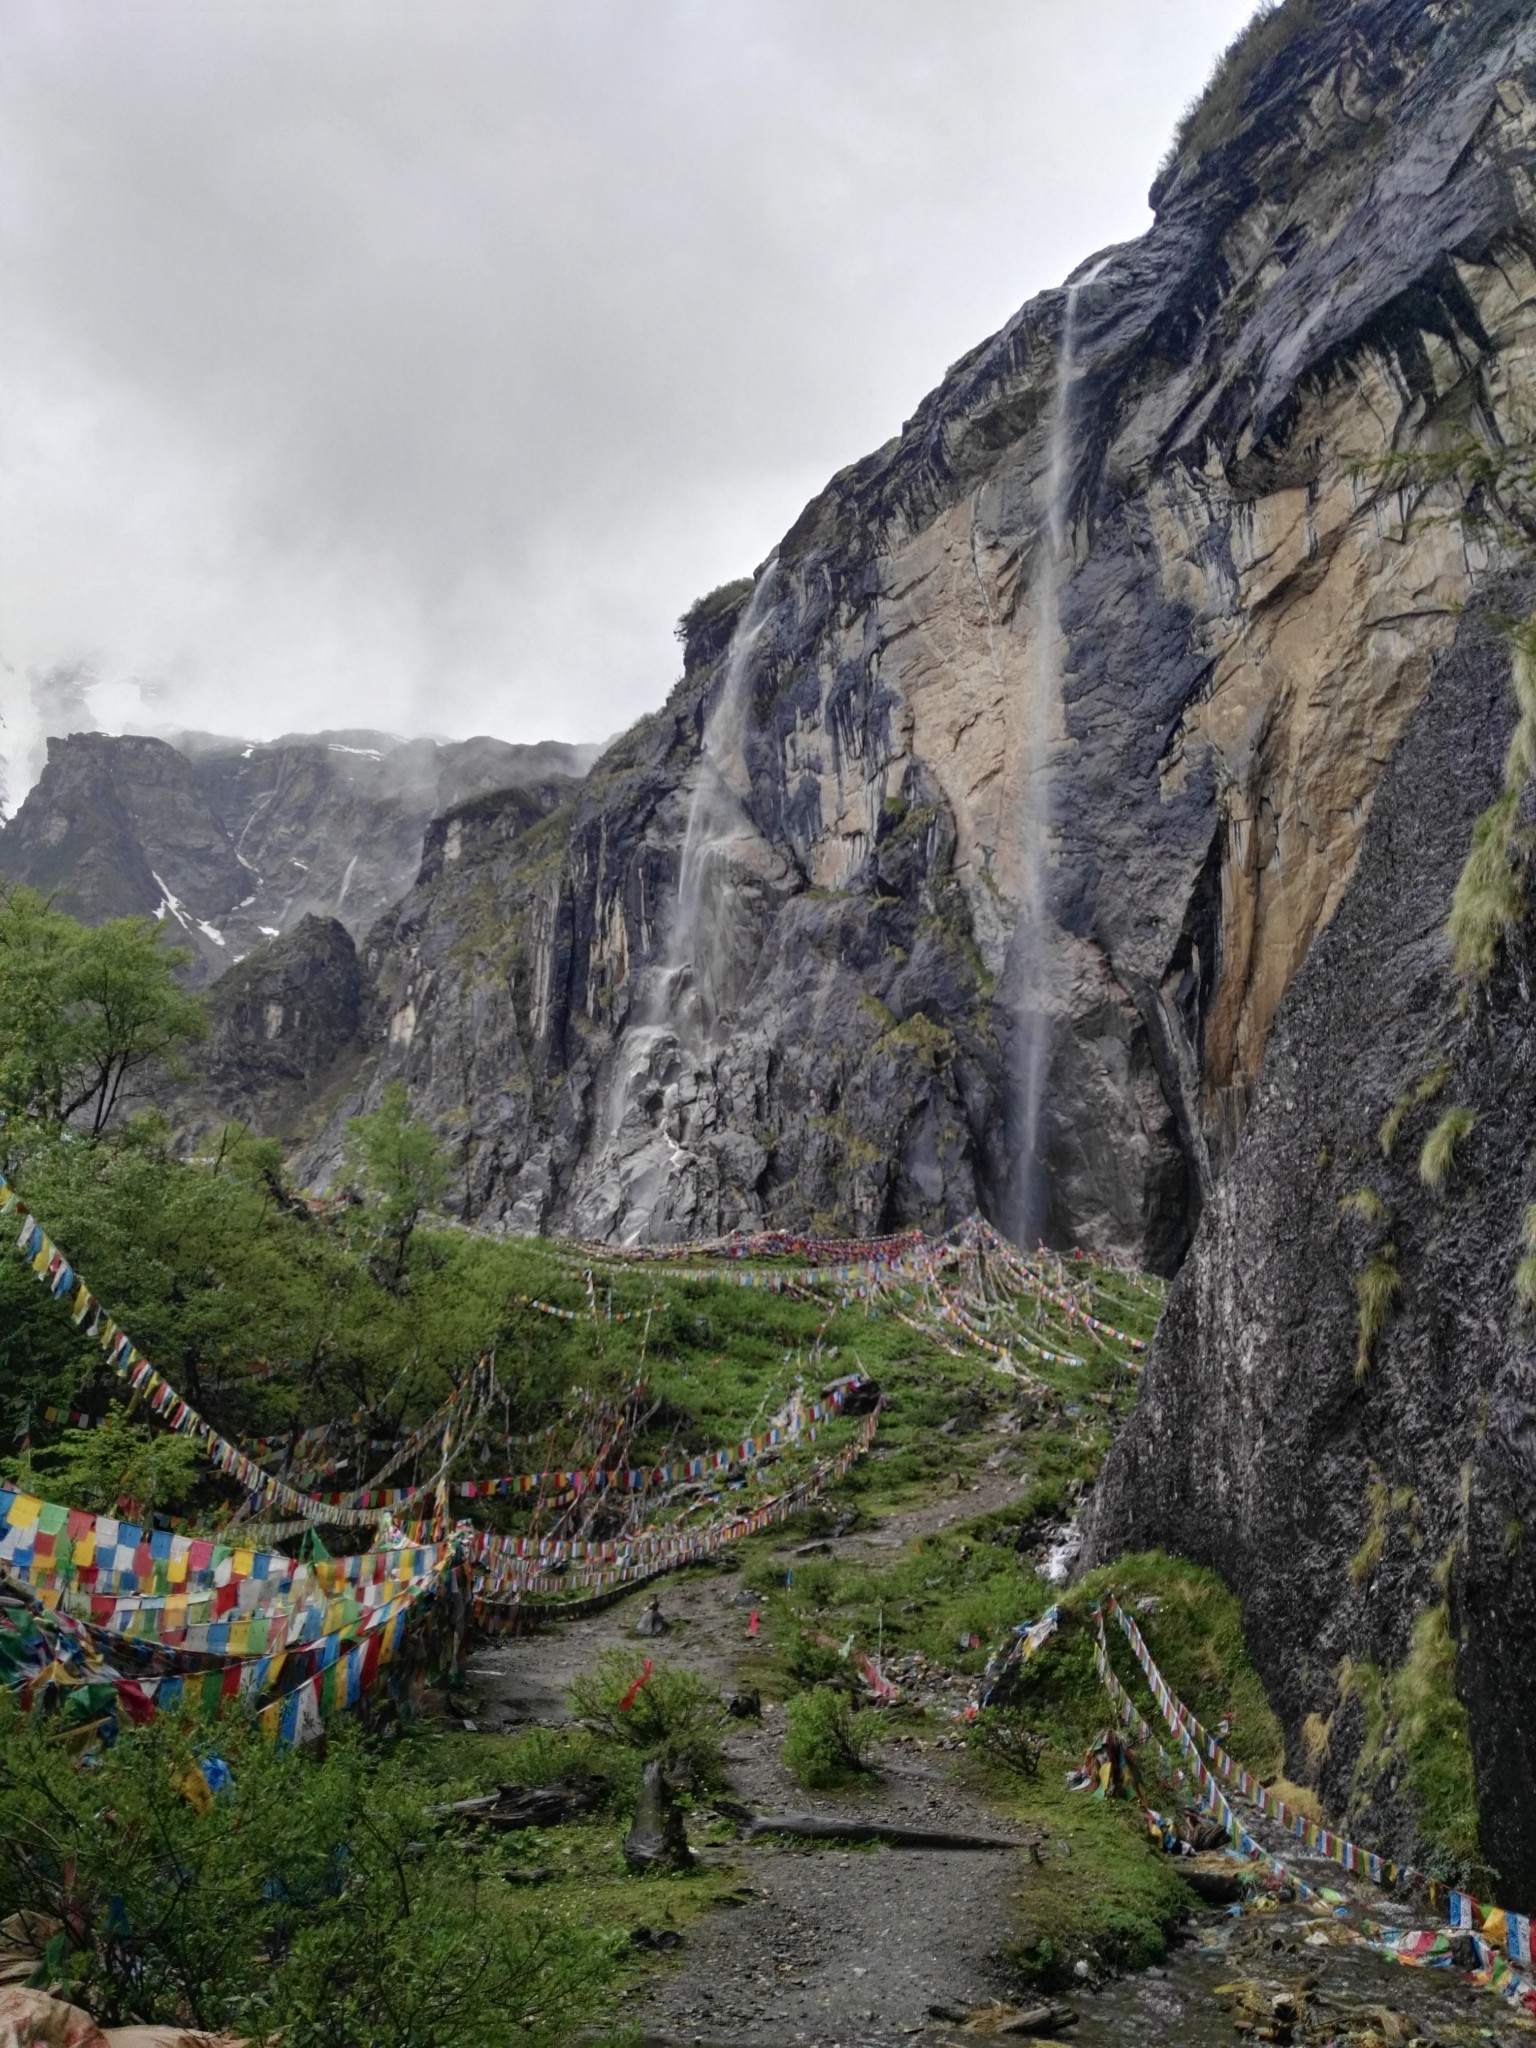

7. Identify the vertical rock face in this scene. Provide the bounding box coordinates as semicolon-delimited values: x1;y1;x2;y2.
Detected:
1085;583;1536;1901
0;729;596;980
329;0;1536;1264
181;915;367;1143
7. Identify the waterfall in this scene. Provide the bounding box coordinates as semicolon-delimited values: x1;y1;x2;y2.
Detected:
1009;259;1108;1245
590;565;780;1234
335;852;359;911
660;563;780;1049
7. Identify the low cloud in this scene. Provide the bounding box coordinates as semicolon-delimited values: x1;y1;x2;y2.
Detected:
0;0;1256;802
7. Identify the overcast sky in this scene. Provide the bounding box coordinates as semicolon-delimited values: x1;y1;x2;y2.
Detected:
0;0;1258;801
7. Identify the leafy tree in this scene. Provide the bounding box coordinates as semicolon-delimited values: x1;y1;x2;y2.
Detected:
2;1407;202;1516
0;885;205;1137
343;1082;450;1288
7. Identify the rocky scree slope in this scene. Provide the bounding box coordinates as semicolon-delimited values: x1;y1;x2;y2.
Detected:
1088;579;1536;1906
315;0;1536;1262
0;729;597;982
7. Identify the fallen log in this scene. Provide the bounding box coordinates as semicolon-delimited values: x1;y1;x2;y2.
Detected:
745;1812;1030;1850
431;1775;607;1830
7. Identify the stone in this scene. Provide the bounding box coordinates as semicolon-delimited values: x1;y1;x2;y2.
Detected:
623;1759;692;1873
634;1596;670;1638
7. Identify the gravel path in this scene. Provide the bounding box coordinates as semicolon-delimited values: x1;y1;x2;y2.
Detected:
469;1486;1041;2048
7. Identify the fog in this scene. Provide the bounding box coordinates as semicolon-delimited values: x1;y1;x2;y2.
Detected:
0;0;1259;806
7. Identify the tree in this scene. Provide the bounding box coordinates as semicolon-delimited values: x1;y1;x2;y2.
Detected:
2;1408;202;1517
342;1082;449;1287
0;885;206;1137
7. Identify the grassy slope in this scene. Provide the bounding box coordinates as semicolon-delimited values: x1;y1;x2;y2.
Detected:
428;1250;1300;2006
2;1195;1311;2022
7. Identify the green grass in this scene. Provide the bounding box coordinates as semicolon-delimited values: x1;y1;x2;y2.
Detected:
1005;1770;1194;1988
390;1716;745;2033
1339;1604;1483;1885
1338;1186;1388;1225
1378;1063;1449;1157
1349;1468;1420;1587
1516;1203;1536;1309
1074;1553;1284;1779
1418;1106;1476;1191
1354;1248;1401;1383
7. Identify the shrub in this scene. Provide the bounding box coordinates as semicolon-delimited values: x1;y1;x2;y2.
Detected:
781;1686;877;1788
1154;0;1318;190
966;1709;1044;1778
791;1559;839;1609
567;1650;726;1788
0;1706;598;2048
1419;1106;1477;1190
675;577;753;648
784;1627;844;1690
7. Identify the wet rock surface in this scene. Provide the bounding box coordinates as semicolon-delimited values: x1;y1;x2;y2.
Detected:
169;914;366;1142
1087;583;1536;1899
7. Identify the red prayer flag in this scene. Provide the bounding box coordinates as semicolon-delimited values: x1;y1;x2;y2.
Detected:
618;1659;653;1713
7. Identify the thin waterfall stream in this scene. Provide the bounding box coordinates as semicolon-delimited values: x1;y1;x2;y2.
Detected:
655;563;780;1052
591;565;780;1238
1009;259;1108;1245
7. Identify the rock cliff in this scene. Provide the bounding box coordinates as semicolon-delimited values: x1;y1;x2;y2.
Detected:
1087;579;1536;1903
178;914;368;1145
0;729;598;981
314;0;1536;1265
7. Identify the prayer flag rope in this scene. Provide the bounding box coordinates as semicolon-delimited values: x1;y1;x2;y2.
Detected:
311;1381;852;1506
1091;1596;1536;2004
473;1402;882;1609
2;1553;440;1744
1;1483;447;1608
573;1225;927;1267
0;1176;388;1528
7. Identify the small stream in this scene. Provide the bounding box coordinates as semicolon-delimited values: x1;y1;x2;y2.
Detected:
1072;1886;1528;2048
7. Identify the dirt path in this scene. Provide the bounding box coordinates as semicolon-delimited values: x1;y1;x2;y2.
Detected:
470;1486;1042;2047
469;1474;1532;2048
